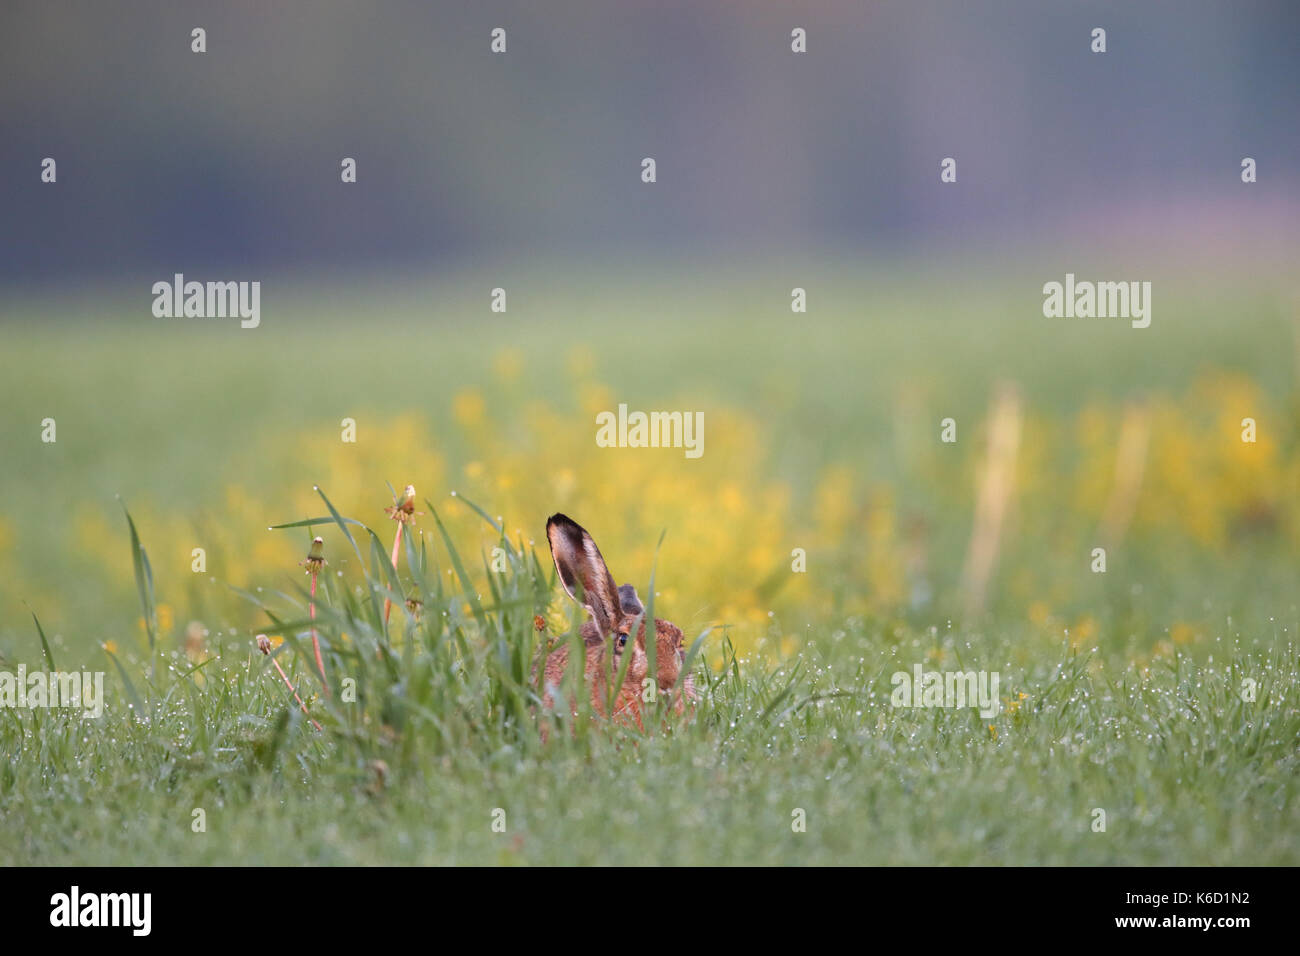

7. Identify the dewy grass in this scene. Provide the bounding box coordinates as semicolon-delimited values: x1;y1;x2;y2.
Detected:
257;633;322;732
1;486;1296;865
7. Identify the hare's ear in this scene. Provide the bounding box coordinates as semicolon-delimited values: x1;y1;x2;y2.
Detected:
547;514;623;637
617;584;644;617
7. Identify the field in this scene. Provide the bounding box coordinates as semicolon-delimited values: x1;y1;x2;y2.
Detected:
1;256;1297;865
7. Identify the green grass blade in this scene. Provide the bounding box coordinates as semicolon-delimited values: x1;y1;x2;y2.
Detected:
28;608;55;671
103;645;146;721
451;491;503;534
428;501;487;633
314;486;366;566
608;614;641;717
269;515;366;530
642;528;667;710
679;626;711;696
368;528;403;596
119;500;157;653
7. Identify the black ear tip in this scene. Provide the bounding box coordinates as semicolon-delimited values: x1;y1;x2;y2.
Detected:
547;513;583;537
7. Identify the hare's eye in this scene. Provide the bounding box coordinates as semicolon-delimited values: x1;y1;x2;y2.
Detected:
617;632;628;647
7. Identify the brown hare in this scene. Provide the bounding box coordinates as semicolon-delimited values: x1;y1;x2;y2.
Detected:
538;514;695;728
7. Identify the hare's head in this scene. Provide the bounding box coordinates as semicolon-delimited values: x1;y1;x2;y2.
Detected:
546;514;685;695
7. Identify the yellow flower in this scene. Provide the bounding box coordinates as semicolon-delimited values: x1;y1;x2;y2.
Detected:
452;388;486;427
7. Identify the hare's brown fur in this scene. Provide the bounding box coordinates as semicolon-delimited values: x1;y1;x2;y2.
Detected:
537;514;695;729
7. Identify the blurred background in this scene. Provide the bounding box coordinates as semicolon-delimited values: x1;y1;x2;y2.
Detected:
3;0;1300;279
1;0;1298;666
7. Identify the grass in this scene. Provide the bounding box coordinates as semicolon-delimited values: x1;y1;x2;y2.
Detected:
0;487;1296;866
1;258;1298;864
